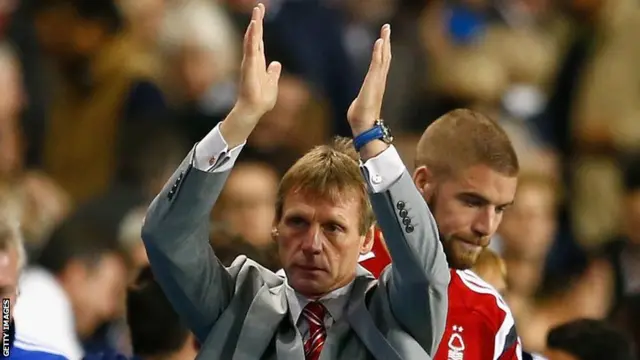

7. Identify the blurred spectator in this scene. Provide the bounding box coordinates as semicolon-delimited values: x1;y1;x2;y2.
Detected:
471;248;507;295
497;172;559;299
534;0;640;246
15;218;128;359
208;222;280;271
0;42;25;177
160;0;240;144
68;120;188;245
225;0;360;137
596;156;640;315
0;42;71;254
544;319;636;360
118;0;165;49
32;0;167;204
419;0;561;116
522;155;640;352
0;203;67;359
117;207;148;280
212;161;278;250
242;73;328;175
126;266;199;360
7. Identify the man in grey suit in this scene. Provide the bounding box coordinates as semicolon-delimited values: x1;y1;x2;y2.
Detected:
141;4;450;359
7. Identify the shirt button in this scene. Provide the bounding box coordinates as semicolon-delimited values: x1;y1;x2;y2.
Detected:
372;174;382;184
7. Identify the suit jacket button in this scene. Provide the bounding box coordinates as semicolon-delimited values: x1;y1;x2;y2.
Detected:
405;225;414;233
402;217;411;225
396;201;405;210
168;190;174;199
399;209;408;218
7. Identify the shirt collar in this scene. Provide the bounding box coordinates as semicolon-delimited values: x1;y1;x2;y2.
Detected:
282;275;354;326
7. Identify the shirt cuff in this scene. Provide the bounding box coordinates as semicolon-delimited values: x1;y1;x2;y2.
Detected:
360;145;405;193
193;123;246;172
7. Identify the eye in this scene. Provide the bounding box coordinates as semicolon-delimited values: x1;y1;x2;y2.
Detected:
324;222;344;234
464;198;483;208
286;216;308;229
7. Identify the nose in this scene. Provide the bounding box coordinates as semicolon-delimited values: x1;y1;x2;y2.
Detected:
300;225;323;255
471;207;497;238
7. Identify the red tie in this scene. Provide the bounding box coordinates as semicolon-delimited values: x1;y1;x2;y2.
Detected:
302;302;327;360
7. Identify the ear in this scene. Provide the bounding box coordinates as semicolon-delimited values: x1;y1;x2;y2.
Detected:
360;225;376;254
412;165;436;202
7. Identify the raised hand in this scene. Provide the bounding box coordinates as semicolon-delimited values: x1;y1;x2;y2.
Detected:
235;3;282;118
347;25;392;136
221;3;282;147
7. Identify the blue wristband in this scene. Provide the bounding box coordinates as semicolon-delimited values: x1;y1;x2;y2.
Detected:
353;126;385;152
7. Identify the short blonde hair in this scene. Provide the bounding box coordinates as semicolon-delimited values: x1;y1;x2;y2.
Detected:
416;109;519;178
275;137;375;235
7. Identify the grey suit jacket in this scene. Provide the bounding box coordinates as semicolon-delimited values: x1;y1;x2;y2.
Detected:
141;147;450;359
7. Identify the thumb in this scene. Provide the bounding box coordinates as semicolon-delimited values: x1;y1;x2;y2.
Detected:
267;61;282;85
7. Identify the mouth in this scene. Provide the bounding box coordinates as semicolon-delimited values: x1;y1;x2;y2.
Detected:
456;238;483;253
295;264;326;272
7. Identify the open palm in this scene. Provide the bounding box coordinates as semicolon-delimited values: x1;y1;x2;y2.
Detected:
347;25;392;135
235;3;282;119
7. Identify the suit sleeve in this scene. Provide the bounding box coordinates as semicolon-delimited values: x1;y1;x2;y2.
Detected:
362;146;450;355
141;124;243;342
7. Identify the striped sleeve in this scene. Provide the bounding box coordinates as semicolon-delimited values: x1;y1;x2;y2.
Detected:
457;271;523;360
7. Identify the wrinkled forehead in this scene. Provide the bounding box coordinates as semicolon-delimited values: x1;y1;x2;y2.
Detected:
281;188;362;219
449;165;518;205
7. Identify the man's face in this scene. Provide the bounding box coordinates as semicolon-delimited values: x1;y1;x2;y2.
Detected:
70;254;127;338
276;191;372;298
416;165;517;269
215;164;278;248
498;183;556;261
0;247;18;323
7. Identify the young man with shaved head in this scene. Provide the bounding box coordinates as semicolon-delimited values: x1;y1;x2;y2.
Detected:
361;109;524;359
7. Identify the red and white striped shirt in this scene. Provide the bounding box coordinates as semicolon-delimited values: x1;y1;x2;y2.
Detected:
359;233;523;360
433;269;522;360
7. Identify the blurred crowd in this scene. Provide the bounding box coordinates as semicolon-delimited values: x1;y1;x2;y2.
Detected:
0;0;638;358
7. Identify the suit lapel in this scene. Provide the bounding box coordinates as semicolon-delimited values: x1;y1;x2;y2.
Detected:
232;284;289;360
346;267;404;360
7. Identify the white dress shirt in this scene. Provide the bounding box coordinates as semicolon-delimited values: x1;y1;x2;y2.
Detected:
194;123;406;339
14;267;84;360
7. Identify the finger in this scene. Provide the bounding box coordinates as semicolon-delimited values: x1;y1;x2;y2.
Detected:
382;24;392;73
252;4;261;21
242;20;254;55
378;24;392;93
257;2;266;20
267;61;282;84
254;5;264;51
358;38;384;100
